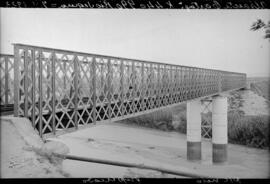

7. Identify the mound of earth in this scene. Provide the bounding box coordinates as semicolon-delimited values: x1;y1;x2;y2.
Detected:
229;90;269;116
0;117;69;178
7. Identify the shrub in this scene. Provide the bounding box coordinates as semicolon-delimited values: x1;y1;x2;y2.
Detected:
172;111;187;134
228;113;269;148
124;108;174;131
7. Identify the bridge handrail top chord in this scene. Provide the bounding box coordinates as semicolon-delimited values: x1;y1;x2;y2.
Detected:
0;54;14;57
11;43;246;76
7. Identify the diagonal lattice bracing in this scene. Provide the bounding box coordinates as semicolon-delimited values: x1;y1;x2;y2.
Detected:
0;55;15;107
201;99;212;139
11;44;247;137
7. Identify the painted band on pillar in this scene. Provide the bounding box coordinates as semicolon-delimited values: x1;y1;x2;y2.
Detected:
212;96;228;164
187;100;201;161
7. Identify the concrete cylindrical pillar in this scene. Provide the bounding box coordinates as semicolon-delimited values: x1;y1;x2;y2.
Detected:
212;96;228;164
187;100;201;161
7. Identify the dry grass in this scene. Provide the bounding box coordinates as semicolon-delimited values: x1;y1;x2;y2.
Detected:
228;112;269;148
251;81;270;101
249;77;270;101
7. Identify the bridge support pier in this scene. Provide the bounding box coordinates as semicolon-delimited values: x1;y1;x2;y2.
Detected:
212;96;228;164
186;100;201;161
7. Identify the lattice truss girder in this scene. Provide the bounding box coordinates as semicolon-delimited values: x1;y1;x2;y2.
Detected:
12;44;246;136
0;55;14;105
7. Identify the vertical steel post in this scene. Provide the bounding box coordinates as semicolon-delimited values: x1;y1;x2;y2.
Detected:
31;50;36;127
202;69;204;96
181;67;184;101
92;57;97;124
100;62;104;96
166;65;169;104
141;62;144;111
14;45;20;117
149;63;153;109
131;62;135;113
197;68;199;97
188;67;191;100
218;71;222;93
196;69;199;97
120;60;124;116
64;61;66;90
207;70;209;95
185;67;190;100
184;68;187;100
209;70;212;94
193;68;196;97
157;64;160;107
179;67;182;102
198;69;201;97
38;50;43;137
186;67;189;100
47;62;50;101
212;71;215;94
107;59;112;120
74;56;78;129
200;69;203;96
193;68;196;98
206;70;209;95
24;50;29;117
169;65;173;104
4;56;9;105
175;66;178;102
52;52;56;134
190;68;193;99
183;68;186;101
162;66;166;105
178;67;181;102
199;69;202;96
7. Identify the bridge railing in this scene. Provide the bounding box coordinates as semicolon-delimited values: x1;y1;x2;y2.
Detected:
12;44;246;137
0;54;14;107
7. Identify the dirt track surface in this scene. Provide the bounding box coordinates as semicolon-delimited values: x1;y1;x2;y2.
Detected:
48;122;269;178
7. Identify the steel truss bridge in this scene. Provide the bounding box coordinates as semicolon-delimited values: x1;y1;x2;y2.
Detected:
0;44;246;138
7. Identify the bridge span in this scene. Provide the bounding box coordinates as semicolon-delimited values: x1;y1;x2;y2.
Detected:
1;43;246;164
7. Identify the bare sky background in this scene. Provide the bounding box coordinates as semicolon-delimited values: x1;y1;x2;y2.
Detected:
1;9;269;77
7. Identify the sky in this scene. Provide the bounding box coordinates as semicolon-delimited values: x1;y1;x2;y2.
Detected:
1;9;269;77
